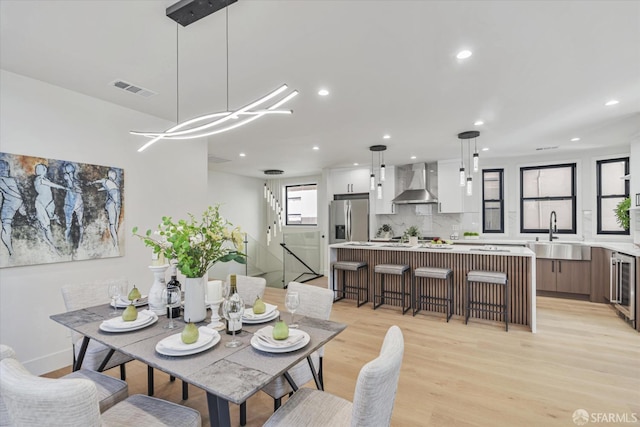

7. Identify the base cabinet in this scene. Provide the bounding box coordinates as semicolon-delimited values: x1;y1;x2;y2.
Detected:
537;259;591;294
590;247;612;303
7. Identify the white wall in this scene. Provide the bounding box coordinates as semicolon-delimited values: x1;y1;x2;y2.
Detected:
0;70;207;374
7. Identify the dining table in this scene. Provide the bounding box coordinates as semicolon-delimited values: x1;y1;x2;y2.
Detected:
50;286;347;427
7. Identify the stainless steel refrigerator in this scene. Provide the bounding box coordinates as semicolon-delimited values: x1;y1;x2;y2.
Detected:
329;194;369;243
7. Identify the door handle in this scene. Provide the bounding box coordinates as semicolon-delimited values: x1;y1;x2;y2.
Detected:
551;260;554;273
558;261;561;273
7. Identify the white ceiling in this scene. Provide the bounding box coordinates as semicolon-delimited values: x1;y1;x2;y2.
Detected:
1;0;639;178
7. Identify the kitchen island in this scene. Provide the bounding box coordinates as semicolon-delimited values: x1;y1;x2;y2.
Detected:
329;242;537;332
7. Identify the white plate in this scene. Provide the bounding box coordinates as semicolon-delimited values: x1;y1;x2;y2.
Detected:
243;303;278;320
100;313;158;333
156;327;215;352
156;331;221;356
250;329;310;353
101;311;153;329
242;310;279;324
111;296;148;308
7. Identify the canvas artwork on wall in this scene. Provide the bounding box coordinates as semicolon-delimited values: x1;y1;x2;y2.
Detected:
0;152;124;268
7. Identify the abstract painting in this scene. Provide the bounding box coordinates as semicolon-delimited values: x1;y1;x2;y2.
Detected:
0;152;124;268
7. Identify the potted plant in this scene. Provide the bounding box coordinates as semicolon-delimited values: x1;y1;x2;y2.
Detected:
376;224;394;240
403;226;420;246
614;197;631;231
463;231;480;240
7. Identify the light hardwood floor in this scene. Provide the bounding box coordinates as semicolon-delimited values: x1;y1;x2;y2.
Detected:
46;279;640;426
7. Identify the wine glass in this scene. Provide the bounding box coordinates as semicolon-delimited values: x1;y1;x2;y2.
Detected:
285;290;300;328
163;287;179;329
223;294;244;348
107;283;121;316
221;280;231;300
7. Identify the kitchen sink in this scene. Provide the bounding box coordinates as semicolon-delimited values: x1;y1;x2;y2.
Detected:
526;241;591;260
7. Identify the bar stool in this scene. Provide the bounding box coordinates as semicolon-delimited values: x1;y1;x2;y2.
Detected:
413;267;453;321
373;264;411;314
332;261;368;306
465;270;509;331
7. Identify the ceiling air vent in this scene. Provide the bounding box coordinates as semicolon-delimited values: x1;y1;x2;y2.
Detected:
110;80;157;98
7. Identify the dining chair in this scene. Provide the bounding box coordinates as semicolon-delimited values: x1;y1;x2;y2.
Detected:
226;274;266;305
263;325;404;427
239;281;334;425
0;344;128;415
0;357;201;427
61;279;183;397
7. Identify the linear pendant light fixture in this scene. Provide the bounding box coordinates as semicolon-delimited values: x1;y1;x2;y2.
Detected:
133;0;298;152
457;131;480;196
369;145;387;200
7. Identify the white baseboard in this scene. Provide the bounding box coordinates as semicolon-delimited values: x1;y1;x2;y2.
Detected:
23;348;72;376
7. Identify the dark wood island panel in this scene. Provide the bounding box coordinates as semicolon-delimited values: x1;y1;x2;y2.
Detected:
334;248;533;327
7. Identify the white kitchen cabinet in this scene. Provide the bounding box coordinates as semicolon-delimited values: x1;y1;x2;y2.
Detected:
437;159;480;213
330;168;371;194
437;160;463;213
374;165;396;214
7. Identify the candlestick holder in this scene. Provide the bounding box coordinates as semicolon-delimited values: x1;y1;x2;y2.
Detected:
206;298;225;330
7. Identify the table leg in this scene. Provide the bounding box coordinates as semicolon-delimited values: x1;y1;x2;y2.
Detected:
306;356;322;390
207;392;231;427
283;372;299;392
74;336;90;371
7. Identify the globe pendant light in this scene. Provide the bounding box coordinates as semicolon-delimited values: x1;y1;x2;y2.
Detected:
458;131;480;195
369;145;387;199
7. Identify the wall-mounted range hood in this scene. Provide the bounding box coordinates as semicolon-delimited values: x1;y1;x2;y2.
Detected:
392;163;438;204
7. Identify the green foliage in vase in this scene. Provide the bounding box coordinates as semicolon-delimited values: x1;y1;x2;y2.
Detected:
132;205;246;278
403;225;420;238
376;224;393;237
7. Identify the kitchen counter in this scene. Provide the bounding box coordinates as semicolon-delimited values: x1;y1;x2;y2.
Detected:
329;242;536;332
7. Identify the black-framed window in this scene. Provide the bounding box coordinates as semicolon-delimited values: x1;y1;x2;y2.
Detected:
520;163;576;234
482;169;504;233
285;184;318;226
596;157;629;235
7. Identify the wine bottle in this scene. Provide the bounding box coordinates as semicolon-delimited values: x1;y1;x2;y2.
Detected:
166;265;181;318
225;275;243;335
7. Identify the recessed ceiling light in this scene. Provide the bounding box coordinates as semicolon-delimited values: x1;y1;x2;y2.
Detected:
318;89;329;96
239;152;246;157
605;99;619;106
383;134;391;139
312;146;319;150
570;137;581;142
481;147;489;152
353;163;359;166
456;50;472;59
474;120;484;126
410;155;417;160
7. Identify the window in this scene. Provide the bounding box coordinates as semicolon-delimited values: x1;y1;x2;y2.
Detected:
596;157;629;235
286;184;318;226
482;169;504;233
520;163;576;234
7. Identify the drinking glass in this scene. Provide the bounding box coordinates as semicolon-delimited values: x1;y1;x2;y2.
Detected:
221;281;231;300
285;290;300;328
163;287;179;329
223;294;244;348
107;283;121;316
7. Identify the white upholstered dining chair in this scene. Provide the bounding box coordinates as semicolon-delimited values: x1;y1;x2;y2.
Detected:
61;279;185;397
226;274;267;305
0;357;201;427
263;325;404;427
239;281;335;425
1;344;128;422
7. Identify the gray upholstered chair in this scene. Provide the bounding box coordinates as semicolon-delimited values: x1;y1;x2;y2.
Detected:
263;325;404;427
61;279;135;377
0;358;201;427
61;279;182;397
226;274;267;305
0;344;128;417
240;282;334;425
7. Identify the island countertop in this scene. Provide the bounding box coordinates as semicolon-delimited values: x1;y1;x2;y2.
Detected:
329;241;537;332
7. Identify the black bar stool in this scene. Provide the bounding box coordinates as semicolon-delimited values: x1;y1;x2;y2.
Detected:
465;270;509;331
373;264;411;314
413;267;453;321
331;261;368;307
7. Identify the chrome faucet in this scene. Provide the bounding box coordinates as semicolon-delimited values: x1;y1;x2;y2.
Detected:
549;210;558;241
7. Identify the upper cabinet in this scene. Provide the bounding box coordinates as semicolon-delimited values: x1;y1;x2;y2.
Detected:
437;160;480;213
374;165;396;215
330;167;371;195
